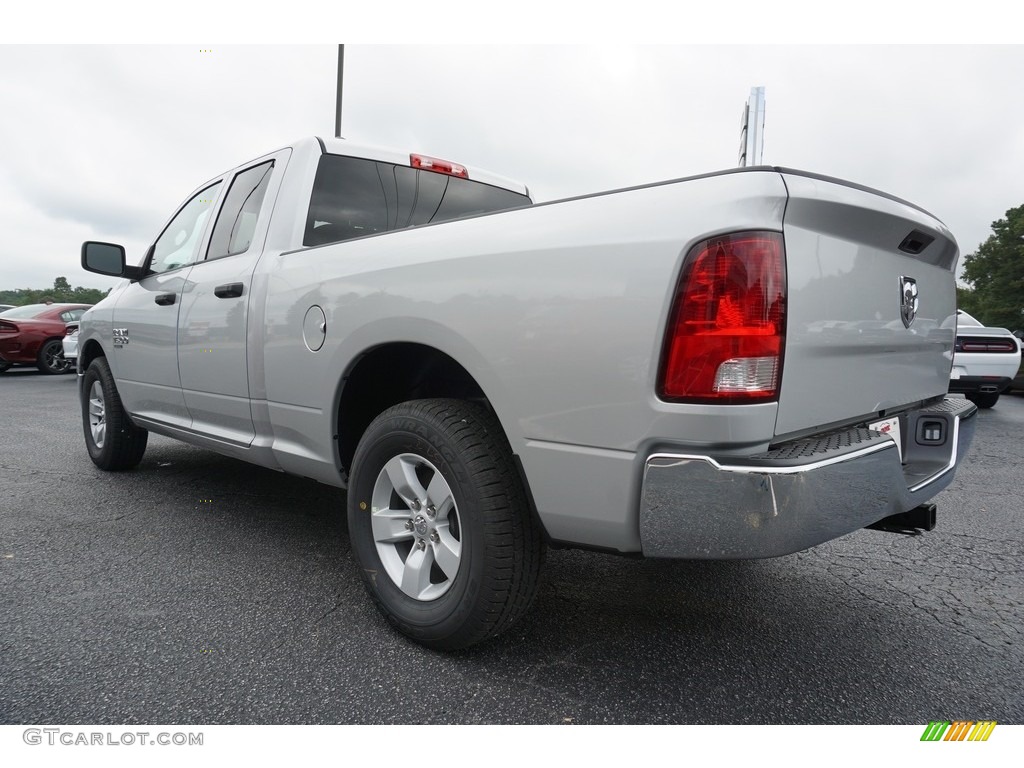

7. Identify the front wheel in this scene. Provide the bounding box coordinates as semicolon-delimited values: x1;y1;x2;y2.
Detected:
82;357;148;470
37;338;72;374
966;392;999;409
347;399;545;650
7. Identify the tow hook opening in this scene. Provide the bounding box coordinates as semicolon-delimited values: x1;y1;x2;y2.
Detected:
866;503;937;536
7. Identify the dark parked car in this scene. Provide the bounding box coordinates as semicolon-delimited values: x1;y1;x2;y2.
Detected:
0;303;92;374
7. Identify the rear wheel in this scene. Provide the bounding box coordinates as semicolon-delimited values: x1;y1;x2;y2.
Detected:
966;392;999;409
82;357;148;470
37;338;72;374
0;361;10;374
347;399;545;650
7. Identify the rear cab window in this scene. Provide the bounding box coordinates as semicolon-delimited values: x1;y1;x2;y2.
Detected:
304;154;531;248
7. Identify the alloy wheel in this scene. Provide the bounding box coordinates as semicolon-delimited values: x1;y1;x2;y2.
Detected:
370;452;462;601
88;380;106;448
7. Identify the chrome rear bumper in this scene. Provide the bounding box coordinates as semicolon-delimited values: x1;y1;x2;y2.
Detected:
638;397;977;559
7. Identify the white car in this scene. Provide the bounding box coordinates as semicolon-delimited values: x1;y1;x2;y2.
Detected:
61;322;79;365
949;310;1022;408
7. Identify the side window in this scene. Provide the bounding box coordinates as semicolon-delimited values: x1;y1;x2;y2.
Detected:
150;182;222;275
207;161;274;260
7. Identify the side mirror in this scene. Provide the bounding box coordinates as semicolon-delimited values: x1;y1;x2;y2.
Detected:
81;241;142;280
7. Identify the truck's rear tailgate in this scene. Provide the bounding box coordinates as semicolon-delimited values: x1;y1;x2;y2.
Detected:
775;171;959;438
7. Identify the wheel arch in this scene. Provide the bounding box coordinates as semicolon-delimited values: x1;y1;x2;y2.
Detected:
39;334;65;353
336;342;491;475
79;337;107;373
332;339;550;544
37;336;73;373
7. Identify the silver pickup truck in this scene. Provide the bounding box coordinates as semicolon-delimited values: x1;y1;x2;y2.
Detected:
78;136;976;649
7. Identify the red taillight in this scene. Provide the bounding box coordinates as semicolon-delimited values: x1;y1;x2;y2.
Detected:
960;339;1017;353
410;153;469;179
659;231;786;403
0;321;17;334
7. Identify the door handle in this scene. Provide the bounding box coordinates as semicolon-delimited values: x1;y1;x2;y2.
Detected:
214;283;244;299
155;293;176;306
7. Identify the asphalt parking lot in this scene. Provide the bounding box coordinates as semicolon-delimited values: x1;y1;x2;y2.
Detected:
1;369;1022;725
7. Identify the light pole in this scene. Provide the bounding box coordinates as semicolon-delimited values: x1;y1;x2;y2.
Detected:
335;45;345;138
738;86;766;167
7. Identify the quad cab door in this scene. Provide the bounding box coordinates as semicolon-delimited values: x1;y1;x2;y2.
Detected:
109;180;224;429
176;149;290;445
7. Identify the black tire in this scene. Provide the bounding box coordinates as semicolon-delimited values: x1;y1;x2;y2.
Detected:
37;338;72;374
966;392;999;409
347;398;545;650
82;357;148;470
0;361;10;374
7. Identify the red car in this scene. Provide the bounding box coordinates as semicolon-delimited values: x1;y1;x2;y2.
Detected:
0;303;92;375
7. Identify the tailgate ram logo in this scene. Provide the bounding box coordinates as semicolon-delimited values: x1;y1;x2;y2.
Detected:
899;276;918;328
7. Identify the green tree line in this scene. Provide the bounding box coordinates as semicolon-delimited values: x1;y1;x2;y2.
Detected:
0;277;110;307
958;203;1024;331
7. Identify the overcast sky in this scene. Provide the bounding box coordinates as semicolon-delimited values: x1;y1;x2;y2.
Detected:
1;42;1021;293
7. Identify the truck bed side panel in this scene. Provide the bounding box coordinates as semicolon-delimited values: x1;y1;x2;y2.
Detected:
260;171;789;550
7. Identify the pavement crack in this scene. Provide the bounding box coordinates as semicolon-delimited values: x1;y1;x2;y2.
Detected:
270;595;346;652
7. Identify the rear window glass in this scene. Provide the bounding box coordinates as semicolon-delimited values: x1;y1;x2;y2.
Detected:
0;305;87;320
304;154;530;247
956;310;983;327
0;304;50;319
